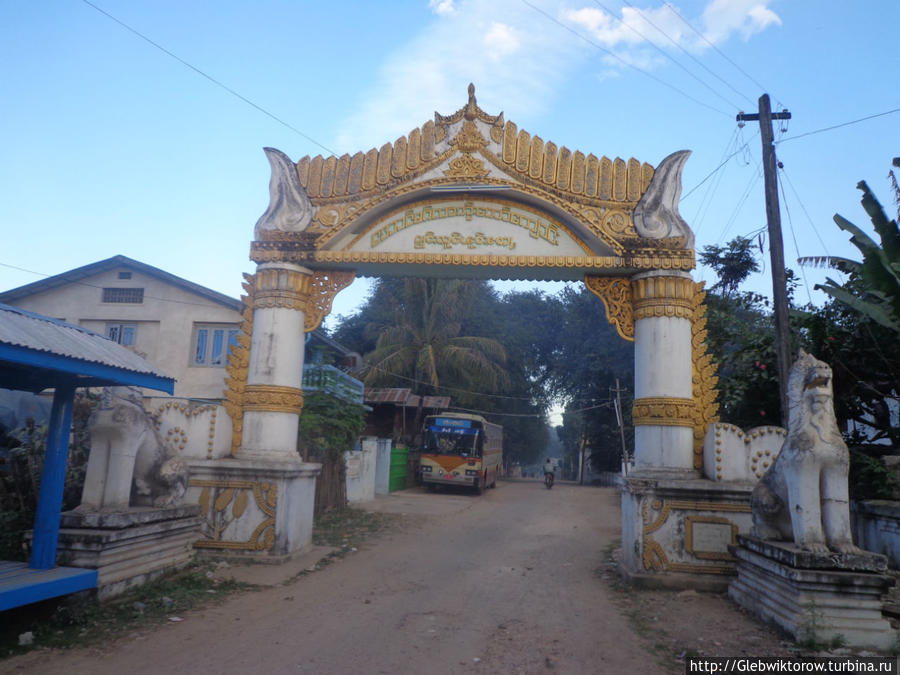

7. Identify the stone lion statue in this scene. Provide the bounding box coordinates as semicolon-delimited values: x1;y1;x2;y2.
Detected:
80;387;187;510
750;350;861;553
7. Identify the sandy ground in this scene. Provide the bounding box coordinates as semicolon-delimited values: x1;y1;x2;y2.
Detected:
1;482;799;674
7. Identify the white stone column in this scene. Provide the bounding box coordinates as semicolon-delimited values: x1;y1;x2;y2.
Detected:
631;270;696;473
238;262;311;459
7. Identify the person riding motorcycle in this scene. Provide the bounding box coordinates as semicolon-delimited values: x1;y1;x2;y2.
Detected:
543;458;555;486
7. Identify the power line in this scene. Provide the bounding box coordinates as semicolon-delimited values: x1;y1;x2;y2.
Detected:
692;128;743;236
662;2;771;97
620;0;753;108
680;134;754;202
448;401;613;419
778;166;830;256
775;107;900;145
776;170;814;305
520;0;730;118
591;0;743;112
79;0;336;156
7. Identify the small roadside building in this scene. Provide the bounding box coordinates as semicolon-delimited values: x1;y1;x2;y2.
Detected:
0;303;173;611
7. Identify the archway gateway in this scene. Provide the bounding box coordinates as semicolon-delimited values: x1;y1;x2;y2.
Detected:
205;86;742;585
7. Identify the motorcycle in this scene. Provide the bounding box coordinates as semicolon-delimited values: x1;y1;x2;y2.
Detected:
544;472;554;489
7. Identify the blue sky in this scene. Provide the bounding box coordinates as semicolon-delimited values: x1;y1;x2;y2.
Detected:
2;0;899;328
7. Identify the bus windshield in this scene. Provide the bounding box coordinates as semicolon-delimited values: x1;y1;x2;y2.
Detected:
423;426;480;456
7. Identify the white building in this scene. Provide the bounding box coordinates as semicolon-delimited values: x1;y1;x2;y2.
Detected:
0;255;243;400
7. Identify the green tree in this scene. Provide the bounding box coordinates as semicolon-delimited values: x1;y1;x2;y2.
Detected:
362;278;510;397
699;235;761;296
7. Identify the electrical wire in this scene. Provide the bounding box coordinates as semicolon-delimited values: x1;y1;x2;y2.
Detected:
591;0;743;112
776;170;814;305
662;2;772;98
680;135;753;202
775;107;900;146
520;0;731;118
447;400;614;419
79;0;336;156
716;159;762;244
778;166;830;256
360;361;604;405
620;0;753;108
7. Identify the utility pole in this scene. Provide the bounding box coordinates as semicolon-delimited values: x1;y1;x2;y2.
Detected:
736;94;792;422
611;379;629;475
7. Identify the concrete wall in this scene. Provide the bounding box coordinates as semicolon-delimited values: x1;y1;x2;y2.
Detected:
345;437;377;504
852;500;900;569
8;265;241;399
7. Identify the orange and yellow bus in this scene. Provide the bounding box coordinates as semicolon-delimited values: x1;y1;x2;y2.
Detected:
420;413;502;494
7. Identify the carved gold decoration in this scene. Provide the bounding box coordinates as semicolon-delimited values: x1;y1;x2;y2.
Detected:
641;498;670;571
253;266;315;309
251;267;354;334
691;282;720;469
250;248;695;274
223;273;254;457
443;153;489;179
286;85;654;238
632;397;695;427
303;269;356;332
191;479;277;551
451;120;488;152
243;384;304;414
584;276;634;341
640;498;751;573
631;275;694;321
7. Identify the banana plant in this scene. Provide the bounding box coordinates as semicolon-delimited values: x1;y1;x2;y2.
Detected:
800;179;900;333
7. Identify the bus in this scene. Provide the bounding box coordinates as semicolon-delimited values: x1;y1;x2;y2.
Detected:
419;413;502;494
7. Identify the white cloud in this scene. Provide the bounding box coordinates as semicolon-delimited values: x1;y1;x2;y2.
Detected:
429;0;456;16
701;0;782;44
564;1;780;54
484;22;521;61
332;0;781;152
334;0;581;153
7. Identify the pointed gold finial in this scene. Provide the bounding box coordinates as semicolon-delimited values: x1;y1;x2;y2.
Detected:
465;83;477;120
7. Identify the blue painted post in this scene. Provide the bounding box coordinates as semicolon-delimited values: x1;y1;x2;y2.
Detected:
29;380;77;570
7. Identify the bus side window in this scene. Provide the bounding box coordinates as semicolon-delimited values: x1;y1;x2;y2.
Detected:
476;434;484;457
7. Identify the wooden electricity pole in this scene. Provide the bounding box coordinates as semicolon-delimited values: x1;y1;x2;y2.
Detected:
736;94;792;422
611;379;629;475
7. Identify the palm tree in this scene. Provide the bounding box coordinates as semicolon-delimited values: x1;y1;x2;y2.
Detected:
363;279;509;399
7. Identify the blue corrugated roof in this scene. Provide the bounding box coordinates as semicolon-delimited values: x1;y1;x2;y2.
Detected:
0;303;174;393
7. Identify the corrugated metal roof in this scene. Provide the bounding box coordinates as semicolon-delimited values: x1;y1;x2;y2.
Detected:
364;388;413;404
0;303;173;385
363;388;450;409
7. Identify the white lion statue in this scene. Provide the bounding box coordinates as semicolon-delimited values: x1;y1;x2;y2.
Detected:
80;387;187;510
750;350;861;554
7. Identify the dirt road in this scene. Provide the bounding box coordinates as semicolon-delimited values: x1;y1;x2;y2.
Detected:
1;483;693;674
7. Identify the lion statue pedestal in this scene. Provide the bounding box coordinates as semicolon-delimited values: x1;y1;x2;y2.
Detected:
54;388;200;600
728;352;896;649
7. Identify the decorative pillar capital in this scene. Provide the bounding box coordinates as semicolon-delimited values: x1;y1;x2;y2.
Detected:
632;396;695;428
243;384;304;414
631;271;694;322
251;265;355;333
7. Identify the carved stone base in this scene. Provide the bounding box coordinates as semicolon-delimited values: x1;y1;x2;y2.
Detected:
729;536;896;650
54;505;201;600
619;472;755;590
186;458;321;562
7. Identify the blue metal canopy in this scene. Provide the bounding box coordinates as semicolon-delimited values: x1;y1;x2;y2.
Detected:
0;303;175;611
